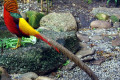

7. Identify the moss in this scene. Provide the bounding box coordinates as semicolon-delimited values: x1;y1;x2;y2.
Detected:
0;30;78;74
95;13;109;20
0;30;14;38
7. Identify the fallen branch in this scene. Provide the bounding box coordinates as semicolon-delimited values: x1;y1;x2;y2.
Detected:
40;34;99;80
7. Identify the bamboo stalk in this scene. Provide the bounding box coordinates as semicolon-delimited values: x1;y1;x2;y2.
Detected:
41;0;43;11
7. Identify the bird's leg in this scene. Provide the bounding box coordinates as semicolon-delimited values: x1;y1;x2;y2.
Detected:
11;38;22;50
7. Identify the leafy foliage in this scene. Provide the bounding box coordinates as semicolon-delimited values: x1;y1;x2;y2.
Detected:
84;0;92;4
0;36;37;48
26;11;45;29
107;0;118;5
110;15;119;23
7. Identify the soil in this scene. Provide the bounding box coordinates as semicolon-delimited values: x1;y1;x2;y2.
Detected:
51;0;119;28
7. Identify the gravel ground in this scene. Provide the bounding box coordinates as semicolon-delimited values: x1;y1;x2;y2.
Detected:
54;59;120;80
53;28;120;80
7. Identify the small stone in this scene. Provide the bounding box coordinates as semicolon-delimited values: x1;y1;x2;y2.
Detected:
103;36;112;42
76;32;90;42
94;29;105;34
19;77;32;80
79;42;89;49
62;61;75;71
95;13;109;20
92;58;105;65
0;67;11;80
114;14;120;19
90;20;112;29
113;22;120;27
90;35;103;41
82;56;95;62
76;49;95;58
112;37;120;46
20;72;38;80
36;76;54;80
72;3;76;6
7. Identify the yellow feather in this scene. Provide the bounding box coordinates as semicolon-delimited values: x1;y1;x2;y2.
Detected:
19;18;39;36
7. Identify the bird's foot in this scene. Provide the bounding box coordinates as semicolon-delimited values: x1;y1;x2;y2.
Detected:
11;45;21;50
11;38;21;50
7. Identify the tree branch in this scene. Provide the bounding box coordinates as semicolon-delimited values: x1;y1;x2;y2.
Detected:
40;34;99;80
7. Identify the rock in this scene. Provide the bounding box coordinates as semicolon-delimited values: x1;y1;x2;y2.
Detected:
92;57;105;65
90;35;103;41
79;42;89;49
114;14;120;19
75;49;95;58
113;22;120;27
20;72;38;80
36;76;54;80
112;37;120;46
19;77;32;80
95;13;109;20
91;7;120;16
0;67;11;80
40;12;77;32
82;56;95;62
90;20;112;29
0;30;79;74
26;11;45;29
62;61;75;71
76;32;90;42
103;36;112;42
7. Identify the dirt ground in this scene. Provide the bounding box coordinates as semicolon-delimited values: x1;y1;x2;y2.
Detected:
51;0;119;28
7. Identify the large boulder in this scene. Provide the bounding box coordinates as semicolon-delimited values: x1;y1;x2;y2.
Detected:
40;12;77;32
0;29;79;74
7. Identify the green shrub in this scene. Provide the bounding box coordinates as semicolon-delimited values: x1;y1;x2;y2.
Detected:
107;0;118;5
84;0;92;4
110;15;119;23
26;11;45;29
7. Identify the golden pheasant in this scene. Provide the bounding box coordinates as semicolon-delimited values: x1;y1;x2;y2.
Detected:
3;0;59;53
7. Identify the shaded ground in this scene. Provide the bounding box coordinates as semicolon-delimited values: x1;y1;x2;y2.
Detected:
52;0;119;28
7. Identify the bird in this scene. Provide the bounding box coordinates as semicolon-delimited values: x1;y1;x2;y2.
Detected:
3;0;59;53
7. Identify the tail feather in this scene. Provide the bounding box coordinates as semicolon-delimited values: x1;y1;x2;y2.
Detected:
35;34;60;53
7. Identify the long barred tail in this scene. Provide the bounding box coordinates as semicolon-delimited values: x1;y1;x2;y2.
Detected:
35;34;60;53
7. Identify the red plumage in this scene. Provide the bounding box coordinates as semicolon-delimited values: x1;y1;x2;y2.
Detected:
4;7;20;37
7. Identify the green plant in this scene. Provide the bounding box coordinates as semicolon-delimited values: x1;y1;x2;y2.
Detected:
0;36;37;48
84;0;92;4
110;15;119;23
107;0;118;5
88;0;92;4
26;11;45;29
